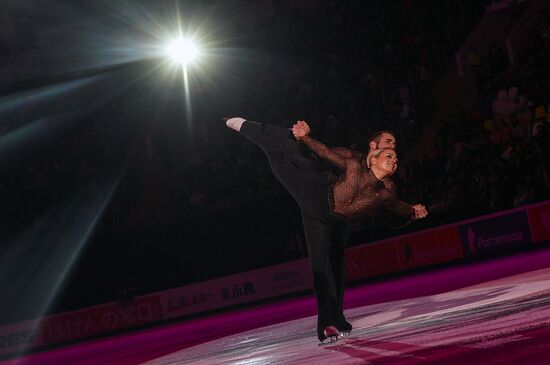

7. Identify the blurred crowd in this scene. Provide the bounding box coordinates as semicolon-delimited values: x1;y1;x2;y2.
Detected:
404;14;550;226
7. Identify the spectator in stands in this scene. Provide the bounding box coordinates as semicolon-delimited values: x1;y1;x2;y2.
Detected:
468;45;484;91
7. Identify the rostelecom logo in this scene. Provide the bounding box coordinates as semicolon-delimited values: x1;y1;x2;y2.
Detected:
467;227;524;253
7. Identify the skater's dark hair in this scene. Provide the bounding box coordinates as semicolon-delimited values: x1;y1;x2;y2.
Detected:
369;130;395;144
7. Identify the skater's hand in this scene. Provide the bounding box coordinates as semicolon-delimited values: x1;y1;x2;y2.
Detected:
292;120;311;140
411;204;428;220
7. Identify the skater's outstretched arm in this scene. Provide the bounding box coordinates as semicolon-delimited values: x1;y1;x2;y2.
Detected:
292;121;347;170
382;180;428;223
331;147;364;160
378;190;428;229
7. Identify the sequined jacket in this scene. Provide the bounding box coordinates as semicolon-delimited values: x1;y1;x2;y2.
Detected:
301;136;414;227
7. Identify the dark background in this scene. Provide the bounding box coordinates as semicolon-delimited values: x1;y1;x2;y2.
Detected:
1;0;549;325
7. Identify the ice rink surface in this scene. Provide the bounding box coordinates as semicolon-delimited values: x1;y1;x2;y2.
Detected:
5;247;550;365
146;266;550;365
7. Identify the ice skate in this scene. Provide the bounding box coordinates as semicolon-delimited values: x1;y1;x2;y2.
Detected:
224;117;246;132
338;319;352;337
318;326;340;346
340;329;351;337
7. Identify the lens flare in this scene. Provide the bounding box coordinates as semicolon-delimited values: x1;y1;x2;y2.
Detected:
165;37;199;66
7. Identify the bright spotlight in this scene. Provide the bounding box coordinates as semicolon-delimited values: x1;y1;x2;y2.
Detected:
165;37;199;66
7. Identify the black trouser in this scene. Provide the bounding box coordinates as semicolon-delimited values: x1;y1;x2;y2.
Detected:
301;213;351;340
240;121;352;340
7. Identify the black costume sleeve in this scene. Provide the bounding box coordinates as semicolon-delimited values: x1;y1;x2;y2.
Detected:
331;147;364;160
380;189;415;229
379;186;414;229
301;136;346;170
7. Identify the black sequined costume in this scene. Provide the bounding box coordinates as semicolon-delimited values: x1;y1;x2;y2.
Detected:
238;121;414;341
300;135;414;226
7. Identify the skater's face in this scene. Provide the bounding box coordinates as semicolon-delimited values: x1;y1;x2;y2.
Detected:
368;132;396;154
370;148;398;177
376;133;396;149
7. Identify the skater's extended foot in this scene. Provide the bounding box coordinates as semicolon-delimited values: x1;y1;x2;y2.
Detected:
318;326;340;346
225;117;246;132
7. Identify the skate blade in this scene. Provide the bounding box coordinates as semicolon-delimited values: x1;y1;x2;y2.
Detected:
318;335;339;346
339;330;351;337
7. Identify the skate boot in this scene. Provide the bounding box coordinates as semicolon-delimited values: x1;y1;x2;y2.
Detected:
225;117;246;131
318;326;340;346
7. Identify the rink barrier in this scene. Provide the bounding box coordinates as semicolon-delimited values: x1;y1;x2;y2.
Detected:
0;295;163;357
2;200;550;357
